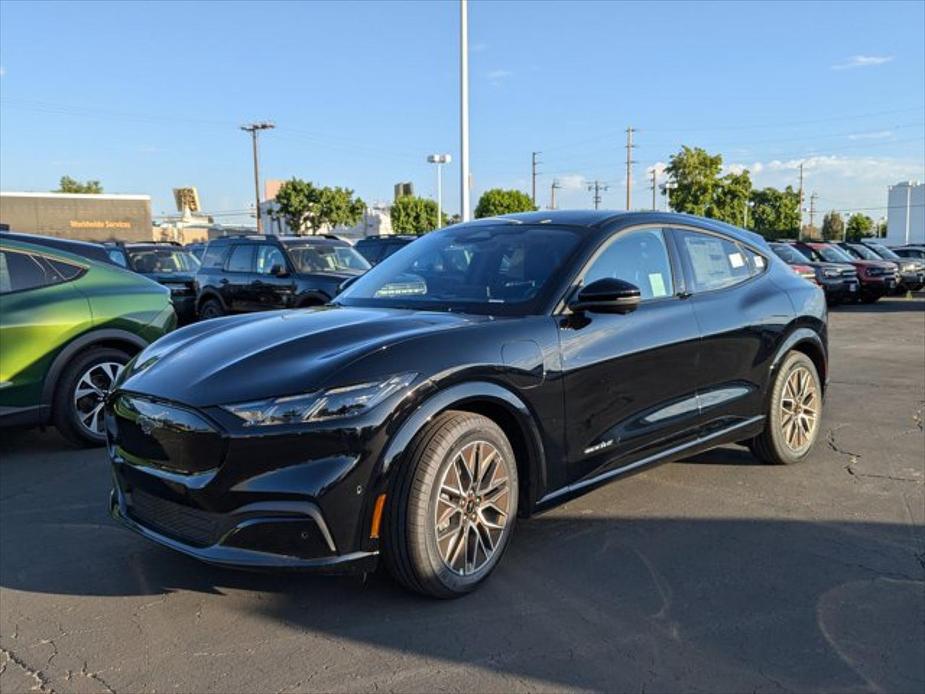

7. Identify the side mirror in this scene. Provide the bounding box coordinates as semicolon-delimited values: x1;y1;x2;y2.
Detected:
568;277;641;314
270;264;289;277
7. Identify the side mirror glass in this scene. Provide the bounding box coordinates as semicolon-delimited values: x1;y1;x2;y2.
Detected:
569;277;641;314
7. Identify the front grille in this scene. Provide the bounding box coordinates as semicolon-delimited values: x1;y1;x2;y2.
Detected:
129;489;227;546
840;269;857;278
109;394;224;474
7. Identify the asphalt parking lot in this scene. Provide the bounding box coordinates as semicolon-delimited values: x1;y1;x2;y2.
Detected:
1;297;923;694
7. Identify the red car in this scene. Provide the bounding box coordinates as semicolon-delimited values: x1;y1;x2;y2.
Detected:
793;242;899;304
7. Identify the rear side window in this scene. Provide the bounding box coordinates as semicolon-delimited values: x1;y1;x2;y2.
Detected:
743;247;768;275
0;250;56;293
200;244;229;269
675;230;752;292
226;245;254;273
46;258;84;281
107;249;129;267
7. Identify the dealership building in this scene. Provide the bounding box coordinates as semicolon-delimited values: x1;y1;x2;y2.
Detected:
0;191;153;242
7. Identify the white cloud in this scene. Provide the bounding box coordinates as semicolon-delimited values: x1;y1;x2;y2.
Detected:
831;55;894;70
0;66;5;77
486;69;513;83
556;173;587;190
847;130;893;140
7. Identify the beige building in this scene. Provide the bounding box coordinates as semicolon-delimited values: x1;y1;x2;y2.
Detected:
0;191;152;242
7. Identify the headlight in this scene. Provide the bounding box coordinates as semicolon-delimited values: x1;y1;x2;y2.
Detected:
822;269;840;279
901;262;916;273
222;372;417;427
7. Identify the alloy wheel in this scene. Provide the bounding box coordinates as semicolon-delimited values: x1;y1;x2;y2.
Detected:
434;441;512;576
73;361;122;436
779;366;818;451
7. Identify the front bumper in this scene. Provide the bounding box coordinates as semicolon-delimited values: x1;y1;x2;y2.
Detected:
106;391;399;572
819;277;858;300
110;488;377;572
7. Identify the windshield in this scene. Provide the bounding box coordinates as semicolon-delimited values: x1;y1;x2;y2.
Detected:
286;243;371;273
337;224;583;314
812;244;855;263
770;244;810;264
848;244;882;261
865;244;900;260
128;247;200;273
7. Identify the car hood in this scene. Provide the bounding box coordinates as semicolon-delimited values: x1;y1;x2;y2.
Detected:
848;259;896;271
118;306;485;407
806;261;854;271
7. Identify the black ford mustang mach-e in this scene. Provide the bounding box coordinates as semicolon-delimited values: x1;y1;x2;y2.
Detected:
107;211;827;598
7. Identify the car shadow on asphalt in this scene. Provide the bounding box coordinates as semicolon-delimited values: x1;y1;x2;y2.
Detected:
2;464;922;691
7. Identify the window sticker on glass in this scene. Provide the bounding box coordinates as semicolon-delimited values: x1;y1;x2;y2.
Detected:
729;252;745;268
648;272;668;297
754;255;765;268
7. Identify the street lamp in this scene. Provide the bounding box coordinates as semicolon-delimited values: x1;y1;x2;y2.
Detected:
460;0;470;221
240;122;275;233
427;154;452;228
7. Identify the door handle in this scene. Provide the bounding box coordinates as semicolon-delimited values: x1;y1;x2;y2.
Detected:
219;278;229;285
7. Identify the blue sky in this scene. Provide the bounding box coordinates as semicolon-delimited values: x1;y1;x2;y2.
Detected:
1;0;923;224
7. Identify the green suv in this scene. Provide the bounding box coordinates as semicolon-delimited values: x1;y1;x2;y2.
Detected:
0;237;176;446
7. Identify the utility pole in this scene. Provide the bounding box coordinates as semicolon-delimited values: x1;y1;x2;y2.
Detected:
550;179;561;210
240;121;275;233
531;151;541;207
649;168;657;210
460;0;471;222
797;161;804;240
588;180;609;210
809;191;818;229
427;154;452;228
625;126;636;210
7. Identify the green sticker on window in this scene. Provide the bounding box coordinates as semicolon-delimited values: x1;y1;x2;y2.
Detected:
648;273;667;297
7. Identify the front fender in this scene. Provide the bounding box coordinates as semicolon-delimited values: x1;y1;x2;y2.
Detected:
377;380;548;512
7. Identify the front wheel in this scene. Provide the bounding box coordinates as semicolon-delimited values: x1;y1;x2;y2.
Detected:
198;297;225;319
382;411;518;598
749;351;822;465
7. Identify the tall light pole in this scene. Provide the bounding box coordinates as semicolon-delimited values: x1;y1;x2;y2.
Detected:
240;121;275;233
460;0;471;221
427;154;452;228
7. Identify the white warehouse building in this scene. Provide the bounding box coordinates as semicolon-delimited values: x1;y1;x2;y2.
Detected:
885;180;924;246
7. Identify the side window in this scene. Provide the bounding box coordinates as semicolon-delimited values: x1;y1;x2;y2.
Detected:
255;245;286;274
743;247;768;276
45;258;84;281
107;249;128;267
200;244;229;269
583;227;674;300
0;250;55;293
676;230;752;292
226;245;254;273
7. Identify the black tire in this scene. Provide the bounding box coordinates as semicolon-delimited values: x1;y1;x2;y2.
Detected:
749;351;822;465
199;297;225;319
52;347;130;447
382;410;519;598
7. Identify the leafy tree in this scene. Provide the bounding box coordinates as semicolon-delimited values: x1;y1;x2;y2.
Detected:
474;188;536;218
845;213;874;241
709;170;752;227
272;178;364;234
821;211;845;241
273;178;319;233
309;186;365;233
55;176;103;194
664;146;724;217
391;196;443;234
875;219;888;237
749;186;800;238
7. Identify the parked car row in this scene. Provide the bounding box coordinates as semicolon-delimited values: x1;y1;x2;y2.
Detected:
768;239;924;304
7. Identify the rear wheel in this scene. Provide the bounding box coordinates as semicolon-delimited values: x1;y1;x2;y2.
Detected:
53;347;129;447
749;351;822;465
199;297;224;319
382;411;518;598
